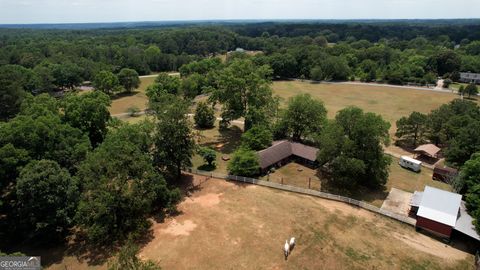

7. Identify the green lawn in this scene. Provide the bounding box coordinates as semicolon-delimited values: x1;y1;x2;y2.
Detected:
272;80;458;137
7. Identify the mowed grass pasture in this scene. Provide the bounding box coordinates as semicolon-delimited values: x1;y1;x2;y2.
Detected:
272;80;458;137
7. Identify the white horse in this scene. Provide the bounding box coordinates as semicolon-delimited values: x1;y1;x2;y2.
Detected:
283;240;290;260
289;237;296;250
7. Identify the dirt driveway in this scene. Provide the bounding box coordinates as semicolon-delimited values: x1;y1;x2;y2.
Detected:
381;188;414;216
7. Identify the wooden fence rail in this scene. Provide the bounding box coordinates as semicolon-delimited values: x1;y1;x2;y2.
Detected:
186;168;416;226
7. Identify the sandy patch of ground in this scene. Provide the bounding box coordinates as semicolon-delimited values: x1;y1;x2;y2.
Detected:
184;193;223;207
393;232;467;261
161;220;197;236
381;188;413;216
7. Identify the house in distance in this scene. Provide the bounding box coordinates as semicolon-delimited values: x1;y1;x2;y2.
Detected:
459;72;480;84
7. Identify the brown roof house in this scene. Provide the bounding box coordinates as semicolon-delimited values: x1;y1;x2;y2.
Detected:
257;140;319;173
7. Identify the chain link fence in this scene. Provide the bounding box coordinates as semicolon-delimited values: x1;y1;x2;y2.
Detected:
185;168;416;226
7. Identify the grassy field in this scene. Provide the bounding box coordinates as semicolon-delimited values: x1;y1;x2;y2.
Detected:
272;81;459;136
192;122;243;174
109;76;155;115
256;156;451;208
137;176;473;269
450;82;469;91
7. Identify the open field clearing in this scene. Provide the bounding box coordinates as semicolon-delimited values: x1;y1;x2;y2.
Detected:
109;76;155;115
139;175;473;269
272;80;459;137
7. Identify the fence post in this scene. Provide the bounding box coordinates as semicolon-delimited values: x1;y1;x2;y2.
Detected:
308;178;311;189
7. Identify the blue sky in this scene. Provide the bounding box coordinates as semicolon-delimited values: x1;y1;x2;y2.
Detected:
0;0;478;24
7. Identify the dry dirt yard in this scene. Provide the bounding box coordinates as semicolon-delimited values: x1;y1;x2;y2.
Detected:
139;175;473;270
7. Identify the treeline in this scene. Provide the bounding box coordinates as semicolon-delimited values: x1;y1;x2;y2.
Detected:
0;90;194;259
395;99;480;232
1;21;480;96
396;98;480;167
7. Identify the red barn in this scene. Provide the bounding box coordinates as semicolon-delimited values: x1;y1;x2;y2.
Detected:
415;186;462;239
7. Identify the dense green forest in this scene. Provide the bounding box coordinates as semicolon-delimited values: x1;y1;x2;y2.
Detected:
1;21;480;88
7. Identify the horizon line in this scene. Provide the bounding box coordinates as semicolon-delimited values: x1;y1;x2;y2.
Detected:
1;18;480;26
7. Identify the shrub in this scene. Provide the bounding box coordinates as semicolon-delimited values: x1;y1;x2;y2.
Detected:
241;126;273;151
194;102;215;128
127;106;141;117
198;147;217;167
227;148;260;177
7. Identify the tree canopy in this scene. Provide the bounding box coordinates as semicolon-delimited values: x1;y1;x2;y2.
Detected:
317;107;391;189
118;68;140;93
208;59;277;130
275;93;327;142
63;91;111;147
16;159;79;240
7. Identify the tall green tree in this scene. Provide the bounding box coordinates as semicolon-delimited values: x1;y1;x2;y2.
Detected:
194;101;215;129
465;83;479;98
0;65;32;120
76;126;179;243
241;125;273;151
118;68;140;93
93;70;121;95
0;114;90;172
317;107;391;189
62;91;112;147
153;95;196;180
276;94;327;141
146;73;181;106
209;59;277;130
51;62;84;89
395;111;429;147
16;160;79;240
456;153;480;232
228;148;260;177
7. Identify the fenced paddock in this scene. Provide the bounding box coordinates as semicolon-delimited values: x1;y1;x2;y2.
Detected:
185;168;416;226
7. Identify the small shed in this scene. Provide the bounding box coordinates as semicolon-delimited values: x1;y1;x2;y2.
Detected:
433;165;458;183
415;186;462;238
414;144;441;158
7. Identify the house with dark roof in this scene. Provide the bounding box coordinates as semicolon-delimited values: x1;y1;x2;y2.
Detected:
257;140;319;173
459;72;480;84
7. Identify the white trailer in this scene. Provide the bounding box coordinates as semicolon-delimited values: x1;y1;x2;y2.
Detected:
399;156;422;172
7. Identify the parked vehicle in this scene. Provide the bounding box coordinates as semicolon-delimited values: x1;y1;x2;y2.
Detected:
399;156;422;172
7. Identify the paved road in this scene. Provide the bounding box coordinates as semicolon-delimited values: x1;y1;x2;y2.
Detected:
287;78;456;94
113;111;245;126
139;72;179;78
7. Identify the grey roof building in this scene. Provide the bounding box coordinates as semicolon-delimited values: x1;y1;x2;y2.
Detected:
459;72;480;84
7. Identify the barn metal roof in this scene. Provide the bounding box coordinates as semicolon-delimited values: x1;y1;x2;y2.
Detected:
417;186;462;227
454;201;480;241
410;191;423;207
